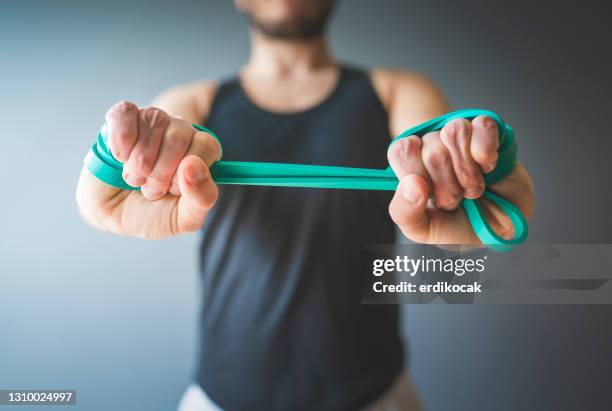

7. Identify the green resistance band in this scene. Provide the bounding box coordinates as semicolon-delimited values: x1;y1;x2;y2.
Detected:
84;108;528;251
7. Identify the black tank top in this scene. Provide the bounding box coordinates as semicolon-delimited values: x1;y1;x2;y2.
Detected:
197;65;403;411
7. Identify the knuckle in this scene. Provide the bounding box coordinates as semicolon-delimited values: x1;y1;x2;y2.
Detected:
109;100;137;116
141;106;169;127
424;147;450;169
440;125;458;145
441;120;469;144
147;170;173;187
465;166;482;182
114;130;133;147
460;167;484;189
475;150;498;166
165;127;189;150
456;119;471;134
132;152;154;175
388;136;422;160
201;133;222;159
472;115;496;129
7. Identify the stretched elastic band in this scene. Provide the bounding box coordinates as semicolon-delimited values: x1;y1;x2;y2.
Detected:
84;109;528;250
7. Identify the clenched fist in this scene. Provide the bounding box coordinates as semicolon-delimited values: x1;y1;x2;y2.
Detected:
76;101;221;239
387;115;535;245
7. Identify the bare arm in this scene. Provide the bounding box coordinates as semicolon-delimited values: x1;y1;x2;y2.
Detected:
370;69;449;137
151;80;217;123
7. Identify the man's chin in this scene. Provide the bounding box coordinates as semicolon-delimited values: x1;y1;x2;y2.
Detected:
251;19;328;40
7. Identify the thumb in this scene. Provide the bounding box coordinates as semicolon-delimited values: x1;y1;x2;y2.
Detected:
176;154;218;233
389;174;430;242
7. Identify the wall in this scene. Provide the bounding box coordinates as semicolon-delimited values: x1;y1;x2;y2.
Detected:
1;1;610;410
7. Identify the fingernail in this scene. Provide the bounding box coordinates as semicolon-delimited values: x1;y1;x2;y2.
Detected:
437;199;461;210
464;185;484;199
483;163;495;173
402;182;422;203
483;117;496;129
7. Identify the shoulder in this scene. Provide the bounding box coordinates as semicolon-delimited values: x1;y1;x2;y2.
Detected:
370;68;449;134
152;80;218;124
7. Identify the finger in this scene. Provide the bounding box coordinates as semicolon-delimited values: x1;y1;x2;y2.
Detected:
388;174;430;243
184;129;223;167
141;118;192;200
387;135;429;182
440;119;484;199
470;115;499;173
176;155;218;233
421;131;463;210
165;128;221;197
105;100;138;163
123;107;168;188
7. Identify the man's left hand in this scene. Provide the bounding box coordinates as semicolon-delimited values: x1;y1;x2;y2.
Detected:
387;115;535;245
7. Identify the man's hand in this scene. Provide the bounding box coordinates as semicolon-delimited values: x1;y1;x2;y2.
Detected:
387;115;535;245
76;101;221;239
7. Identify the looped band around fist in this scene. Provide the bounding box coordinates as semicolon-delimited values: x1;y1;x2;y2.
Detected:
84;108;528;251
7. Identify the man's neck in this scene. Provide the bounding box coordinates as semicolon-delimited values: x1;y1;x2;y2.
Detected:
244;31;336;79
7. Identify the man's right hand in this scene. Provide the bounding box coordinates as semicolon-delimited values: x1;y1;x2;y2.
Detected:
76;101;222;239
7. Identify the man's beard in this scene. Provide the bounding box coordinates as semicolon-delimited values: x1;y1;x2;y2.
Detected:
246;6;334;40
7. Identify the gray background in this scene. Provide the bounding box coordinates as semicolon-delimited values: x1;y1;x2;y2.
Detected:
1;0;611;410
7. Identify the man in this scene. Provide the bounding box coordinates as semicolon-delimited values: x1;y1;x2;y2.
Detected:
76;0;534;409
